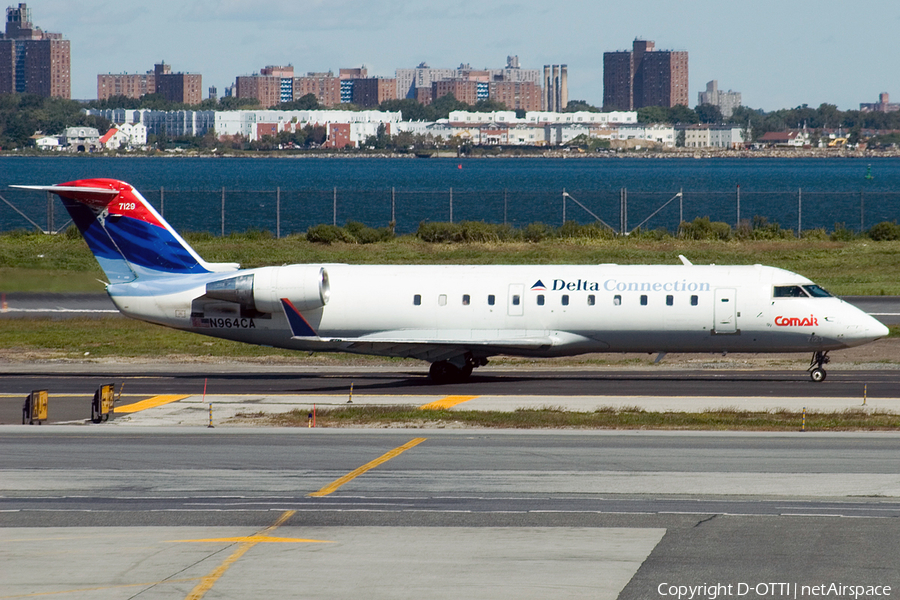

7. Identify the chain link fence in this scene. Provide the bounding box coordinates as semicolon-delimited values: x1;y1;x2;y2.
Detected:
1;187;896;236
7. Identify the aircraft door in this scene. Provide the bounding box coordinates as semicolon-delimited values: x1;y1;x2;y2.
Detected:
713;288;737;334
508;284;524;316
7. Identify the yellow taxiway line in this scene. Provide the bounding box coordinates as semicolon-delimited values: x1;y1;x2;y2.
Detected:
309;437;427;497
114;395;188;414
419;395;479;410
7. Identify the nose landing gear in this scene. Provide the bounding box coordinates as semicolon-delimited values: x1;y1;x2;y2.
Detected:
808;351;830;382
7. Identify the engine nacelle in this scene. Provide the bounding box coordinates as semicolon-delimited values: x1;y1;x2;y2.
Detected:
205;265;330;314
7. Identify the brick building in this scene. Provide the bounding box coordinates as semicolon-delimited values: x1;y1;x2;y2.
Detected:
604;39;688;110
432;79;478;105
294;72;341;107
488;81;542;111
98;72;154;100
0;3;70;98
351;77;396;108
98;61;201;104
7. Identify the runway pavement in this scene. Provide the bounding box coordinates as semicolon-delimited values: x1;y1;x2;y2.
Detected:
3;365;900;425
2;428;900;599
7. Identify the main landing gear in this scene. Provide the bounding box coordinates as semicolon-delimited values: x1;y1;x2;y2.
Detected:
808;351;830;382
428;354;488;384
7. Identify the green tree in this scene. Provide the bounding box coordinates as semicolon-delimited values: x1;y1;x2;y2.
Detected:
695;103;723;124
379;98;433;121
564;100;601;112
637;106;669;123
272;94;320;111
668;105;699;124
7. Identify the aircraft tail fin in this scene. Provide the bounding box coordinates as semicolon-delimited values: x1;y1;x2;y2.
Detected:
13;179;239;284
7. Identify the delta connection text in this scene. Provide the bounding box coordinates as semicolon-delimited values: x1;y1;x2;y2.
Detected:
544;279;712;292
657;582;891;599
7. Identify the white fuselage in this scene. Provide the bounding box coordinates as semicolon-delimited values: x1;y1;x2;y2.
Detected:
106;263;888;362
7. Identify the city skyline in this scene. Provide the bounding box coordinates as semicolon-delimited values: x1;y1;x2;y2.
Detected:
23;0;900;111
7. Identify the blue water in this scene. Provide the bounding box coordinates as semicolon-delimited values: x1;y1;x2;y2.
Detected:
1;156;898;235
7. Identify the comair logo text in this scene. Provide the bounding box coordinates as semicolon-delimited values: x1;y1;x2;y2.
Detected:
774;315;819;327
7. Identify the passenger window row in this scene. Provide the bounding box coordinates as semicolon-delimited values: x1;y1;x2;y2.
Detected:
413;293;701;306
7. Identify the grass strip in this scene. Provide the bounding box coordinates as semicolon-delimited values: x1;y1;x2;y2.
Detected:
256;405;900;431
5;232;900;295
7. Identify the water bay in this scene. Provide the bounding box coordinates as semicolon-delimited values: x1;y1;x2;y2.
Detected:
1;156;898;235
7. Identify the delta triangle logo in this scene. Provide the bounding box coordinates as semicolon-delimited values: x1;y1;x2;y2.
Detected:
531;280;546;291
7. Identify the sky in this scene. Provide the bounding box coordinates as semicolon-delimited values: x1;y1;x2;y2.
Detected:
28;0;900;111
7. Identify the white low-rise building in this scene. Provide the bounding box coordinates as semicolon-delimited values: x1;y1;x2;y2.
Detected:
613;124;676;148
215;109;403;140
683;124;745;149
32;134;61;150
99;123;148;150
85;109;215;137
448;110;637;126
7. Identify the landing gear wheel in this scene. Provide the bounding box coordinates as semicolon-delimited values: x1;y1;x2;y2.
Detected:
807;351;830;383
429;360;461;384
428;360;475;384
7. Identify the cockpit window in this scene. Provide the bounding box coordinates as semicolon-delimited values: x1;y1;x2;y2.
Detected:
803;284;833;298
774;285;808;298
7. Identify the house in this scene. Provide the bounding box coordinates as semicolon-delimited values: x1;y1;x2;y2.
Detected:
100;123;148;150
757;130;810;148
62;127;100;152
32;134;61;150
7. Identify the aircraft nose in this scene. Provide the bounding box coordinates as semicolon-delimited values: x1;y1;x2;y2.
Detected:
871;318;890;340
849;314;890;345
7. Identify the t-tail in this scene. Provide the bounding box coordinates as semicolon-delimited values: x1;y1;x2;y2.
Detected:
13;178;238;283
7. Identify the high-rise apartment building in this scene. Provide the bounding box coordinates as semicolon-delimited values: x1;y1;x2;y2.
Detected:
0;3;70;98
396;56;541;103
98;71;154;100
351;77;397;108
155;62;202;105
294;72;341;107
603;39;688;110
432;79;478;105
488;81;542;111
98;61;201;104
698;80;741;118
235;65;293;107
860;92;900;113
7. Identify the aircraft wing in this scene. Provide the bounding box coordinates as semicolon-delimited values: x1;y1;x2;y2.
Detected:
280;298;554;361
290;334;555;363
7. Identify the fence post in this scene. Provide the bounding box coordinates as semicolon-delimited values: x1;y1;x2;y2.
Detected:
160;186;164;218
449;187;453;224
276;187;281;239
221;187;225;237
391;187;395;226
46;190;53;234
333;187;337;226
562;188;566;224
798;188;802;238
504;189;508;226
736;184;740;229
679;187;683;232
860;190;864;232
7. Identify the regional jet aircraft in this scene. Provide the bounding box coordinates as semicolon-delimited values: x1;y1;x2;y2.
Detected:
15;179;889;383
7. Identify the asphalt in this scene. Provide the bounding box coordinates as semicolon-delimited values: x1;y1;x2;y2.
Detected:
3;428;900;599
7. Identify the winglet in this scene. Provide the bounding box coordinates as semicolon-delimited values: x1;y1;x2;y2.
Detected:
281;298;319;337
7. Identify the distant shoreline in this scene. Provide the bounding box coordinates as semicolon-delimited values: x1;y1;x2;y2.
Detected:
2;148;899;159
